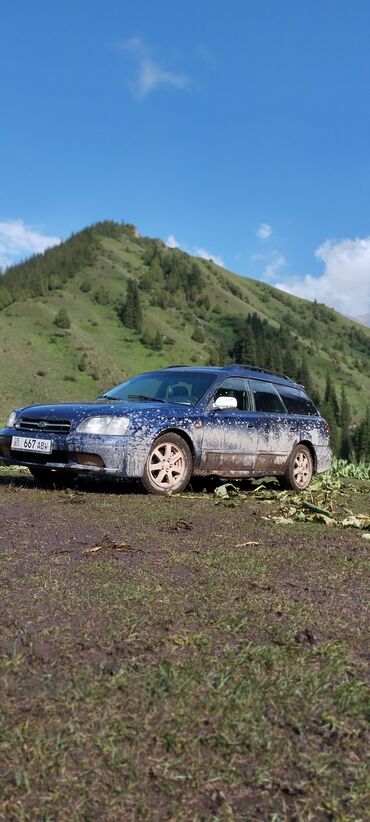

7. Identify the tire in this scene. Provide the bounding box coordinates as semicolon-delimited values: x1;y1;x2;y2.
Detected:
29;467;74;487
142;433;193;495
285;444;313;491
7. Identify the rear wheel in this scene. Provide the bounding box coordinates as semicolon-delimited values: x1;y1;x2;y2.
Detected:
142;433;193;495
285;444;313;491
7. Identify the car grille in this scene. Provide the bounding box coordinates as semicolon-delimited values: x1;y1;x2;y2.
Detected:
17;417;72;434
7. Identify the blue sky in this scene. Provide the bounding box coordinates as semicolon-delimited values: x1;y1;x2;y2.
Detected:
1;0;370;318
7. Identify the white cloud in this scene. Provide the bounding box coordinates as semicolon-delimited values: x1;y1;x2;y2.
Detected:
0;219;60;270
257;223;272;240
252;250;285;281
261;253;285;281
165;233;180;249
122;37;191;98
194;247;224;267
276;236;370;318
165;233;224;267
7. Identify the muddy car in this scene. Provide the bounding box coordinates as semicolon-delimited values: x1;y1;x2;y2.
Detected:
0;365;332;494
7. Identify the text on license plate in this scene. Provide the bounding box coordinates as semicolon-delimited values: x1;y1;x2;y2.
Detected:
11;436;53;454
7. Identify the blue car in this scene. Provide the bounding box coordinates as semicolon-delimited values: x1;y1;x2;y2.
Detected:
0;365;332;494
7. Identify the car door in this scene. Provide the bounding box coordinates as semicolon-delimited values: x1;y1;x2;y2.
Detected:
200;377;258;475
249;379;299;472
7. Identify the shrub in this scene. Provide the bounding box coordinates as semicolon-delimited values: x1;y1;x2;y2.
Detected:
94;285;110;305
192;327;205;343
80;277;91;292
54;308;71;329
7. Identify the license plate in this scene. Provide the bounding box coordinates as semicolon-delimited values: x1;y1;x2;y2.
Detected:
11;436;52;454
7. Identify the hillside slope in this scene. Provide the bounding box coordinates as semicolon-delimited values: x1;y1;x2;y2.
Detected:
0;221;369;426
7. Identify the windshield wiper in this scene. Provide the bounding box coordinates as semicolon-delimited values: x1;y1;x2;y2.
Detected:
127;394;166;403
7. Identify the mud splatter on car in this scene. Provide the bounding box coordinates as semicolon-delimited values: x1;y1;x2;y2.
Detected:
0;365;332;493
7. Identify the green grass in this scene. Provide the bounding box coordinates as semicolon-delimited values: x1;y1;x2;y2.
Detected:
0;471;369;819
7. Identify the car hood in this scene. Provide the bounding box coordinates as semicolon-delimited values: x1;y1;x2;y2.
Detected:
14;400;197;429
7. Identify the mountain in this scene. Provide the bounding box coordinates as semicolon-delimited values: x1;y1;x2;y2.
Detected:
0;221;369;427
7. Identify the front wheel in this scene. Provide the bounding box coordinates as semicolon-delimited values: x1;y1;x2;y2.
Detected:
142;433;193;495
285;444;313;491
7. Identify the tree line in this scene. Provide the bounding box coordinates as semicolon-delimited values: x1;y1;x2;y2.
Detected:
320;375;370;461
210;313;369;461
0;221;125;310
139;240;205;306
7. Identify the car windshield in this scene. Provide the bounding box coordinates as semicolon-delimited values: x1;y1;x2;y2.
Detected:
101;370;218;406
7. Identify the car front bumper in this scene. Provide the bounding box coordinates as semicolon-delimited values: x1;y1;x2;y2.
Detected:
0;429;149;478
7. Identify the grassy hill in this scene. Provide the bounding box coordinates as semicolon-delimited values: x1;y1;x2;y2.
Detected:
0;221;369;429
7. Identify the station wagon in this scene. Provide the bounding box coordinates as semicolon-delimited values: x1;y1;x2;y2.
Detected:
0;365;332;493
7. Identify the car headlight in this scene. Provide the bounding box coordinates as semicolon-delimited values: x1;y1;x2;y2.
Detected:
6;410;17;427
76;416;131;435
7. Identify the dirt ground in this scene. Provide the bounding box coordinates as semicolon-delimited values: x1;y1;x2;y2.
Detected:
0;468;369;821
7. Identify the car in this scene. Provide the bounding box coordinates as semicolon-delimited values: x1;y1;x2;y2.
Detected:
0;364;332;494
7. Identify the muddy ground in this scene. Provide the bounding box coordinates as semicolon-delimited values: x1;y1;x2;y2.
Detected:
0;468;369;821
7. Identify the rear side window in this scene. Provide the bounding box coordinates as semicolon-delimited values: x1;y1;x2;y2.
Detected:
249;380;286;413
277;385;319;416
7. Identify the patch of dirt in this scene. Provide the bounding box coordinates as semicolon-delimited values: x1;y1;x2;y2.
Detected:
0;471;369;820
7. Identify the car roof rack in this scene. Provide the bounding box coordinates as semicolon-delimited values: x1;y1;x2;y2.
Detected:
164;364;220;369
164;363;294;382
226;364;294;382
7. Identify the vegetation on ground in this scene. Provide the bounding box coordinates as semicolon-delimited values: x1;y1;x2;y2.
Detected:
0;467;369;820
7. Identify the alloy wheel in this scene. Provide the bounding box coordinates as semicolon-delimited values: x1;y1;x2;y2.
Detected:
148;441;187;490
293;450;311;488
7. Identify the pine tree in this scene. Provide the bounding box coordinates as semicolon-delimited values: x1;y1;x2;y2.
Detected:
212;339;229;366
297;356;313;394
283;349;297;380
233;326;256;364
324;374;340;423
119;279;143;332
327;415;341;457
321;375;341;456
266;343;283;374
149;254;164;282
152;330;163;351
312;387;322;411
339;387;352;460
357;408;370;460
140;269;154;291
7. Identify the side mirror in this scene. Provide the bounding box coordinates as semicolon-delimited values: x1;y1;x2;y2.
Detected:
213;396;238;410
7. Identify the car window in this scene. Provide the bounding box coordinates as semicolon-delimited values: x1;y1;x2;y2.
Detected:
103;370;217;405
277;385;319;415
249;379;286;413
213;377;252;411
